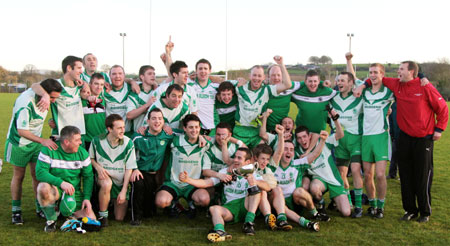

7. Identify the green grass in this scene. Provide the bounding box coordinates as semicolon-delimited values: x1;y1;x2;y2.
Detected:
0;93;449;245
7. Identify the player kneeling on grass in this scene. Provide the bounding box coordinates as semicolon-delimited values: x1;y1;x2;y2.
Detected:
302;111;351;217
90;114;136;226
179;147;271;242
36;126;96;232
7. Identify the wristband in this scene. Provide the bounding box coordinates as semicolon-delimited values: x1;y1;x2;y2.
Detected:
247;185;261;196
236;140;244;147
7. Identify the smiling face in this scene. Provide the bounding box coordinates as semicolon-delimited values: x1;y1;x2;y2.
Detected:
337;74;353;94
369;66;384;85
166;89;183;109
219;89;233;104
269;65;282;85
281;117;294;133
196;63;211;82
147;110;164;133
108;119;125;140
282;141;295;164
67;61;83;81
48;91;61;103
256;153;271;170
250;66;265;90
215;127;231;145
110;66;125;89
140;68;156;86
63;133;82;153
90;78;105;96
174;67;189;86
232;150;251;169
183;120;200;141
305;75;320;93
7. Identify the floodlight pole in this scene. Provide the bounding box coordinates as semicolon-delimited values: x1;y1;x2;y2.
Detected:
347;33;354;53
120;33;127;69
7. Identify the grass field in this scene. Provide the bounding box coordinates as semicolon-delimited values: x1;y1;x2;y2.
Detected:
0;93;449;245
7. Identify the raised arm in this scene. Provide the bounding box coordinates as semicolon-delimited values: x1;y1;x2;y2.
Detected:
331;109;344;140
305;130;328;164
345;52;357;79
271;124;285;166
273;56;293;94
164;36;174;80
259;109;273;142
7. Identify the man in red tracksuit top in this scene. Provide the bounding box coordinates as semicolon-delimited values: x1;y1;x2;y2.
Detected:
354;61;448;223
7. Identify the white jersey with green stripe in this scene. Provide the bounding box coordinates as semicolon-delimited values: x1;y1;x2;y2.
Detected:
166;135;211;189
152;81;198;113
126;84;154;131
330;92;363;135
189;79;219;130
80;71;110;84
270;158;309;198
211;167;263;204
362;85;394;135
307;134;343;186
203;139;243;172
7;89;48;146
104;83;131;131
236;83;278;127
51;78;85;135
89;135;137;186
147;97;189;132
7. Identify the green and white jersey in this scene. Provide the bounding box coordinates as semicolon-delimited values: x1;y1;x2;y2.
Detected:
152;81;198;113
292;83;336;133
51;78;85;135
236;83;278;127
307;134;343;186
266;132;279;151
270;157;309;198
266;81;300;131
89;135;137;186
35;142;93;200
7;89;48;147
165;135;211;189
189;79;219;129
204;139;243;172
147;97;189;132
330;92;363;135
80;70;110;84
82;94;106;142
362;85;394;135
132;130;174;172
211;168;263;204
216;95;238;128
126;84;154;131
104;83;131;132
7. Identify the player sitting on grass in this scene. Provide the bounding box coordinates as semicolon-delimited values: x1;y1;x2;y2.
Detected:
179;147;271;242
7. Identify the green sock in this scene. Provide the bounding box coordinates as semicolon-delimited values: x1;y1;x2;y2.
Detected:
99;210;109;218
41;204;57;221
264;214;271;223
309;208;318;216
377;199;385;209
35;199;42;212
244;212;256;223
277;213;287;221
12;200;21;213
299;217;310;227
214;223;225;232
346;189;353;206
354;188;363;208
369;199;377;208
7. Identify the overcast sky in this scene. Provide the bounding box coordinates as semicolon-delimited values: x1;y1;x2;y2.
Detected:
1;0;449;75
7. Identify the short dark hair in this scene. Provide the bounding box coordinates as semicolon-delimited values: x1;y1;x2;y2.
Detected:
62;56;82;74
170;61;188;77
339;71;355;83
217;81;235;94
105;114;124;129
148;107;163;119
401;61;419;78
216;122;233;134
40;79;63;94
139;65;155;77
253;144;273;158
295;125;309;136
195;59;211;70
182;114;201;128
284;139;294;145
237;147;252;161
305;70;319;80
90;73;105;83
60;126;81;142
166;84;184;96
